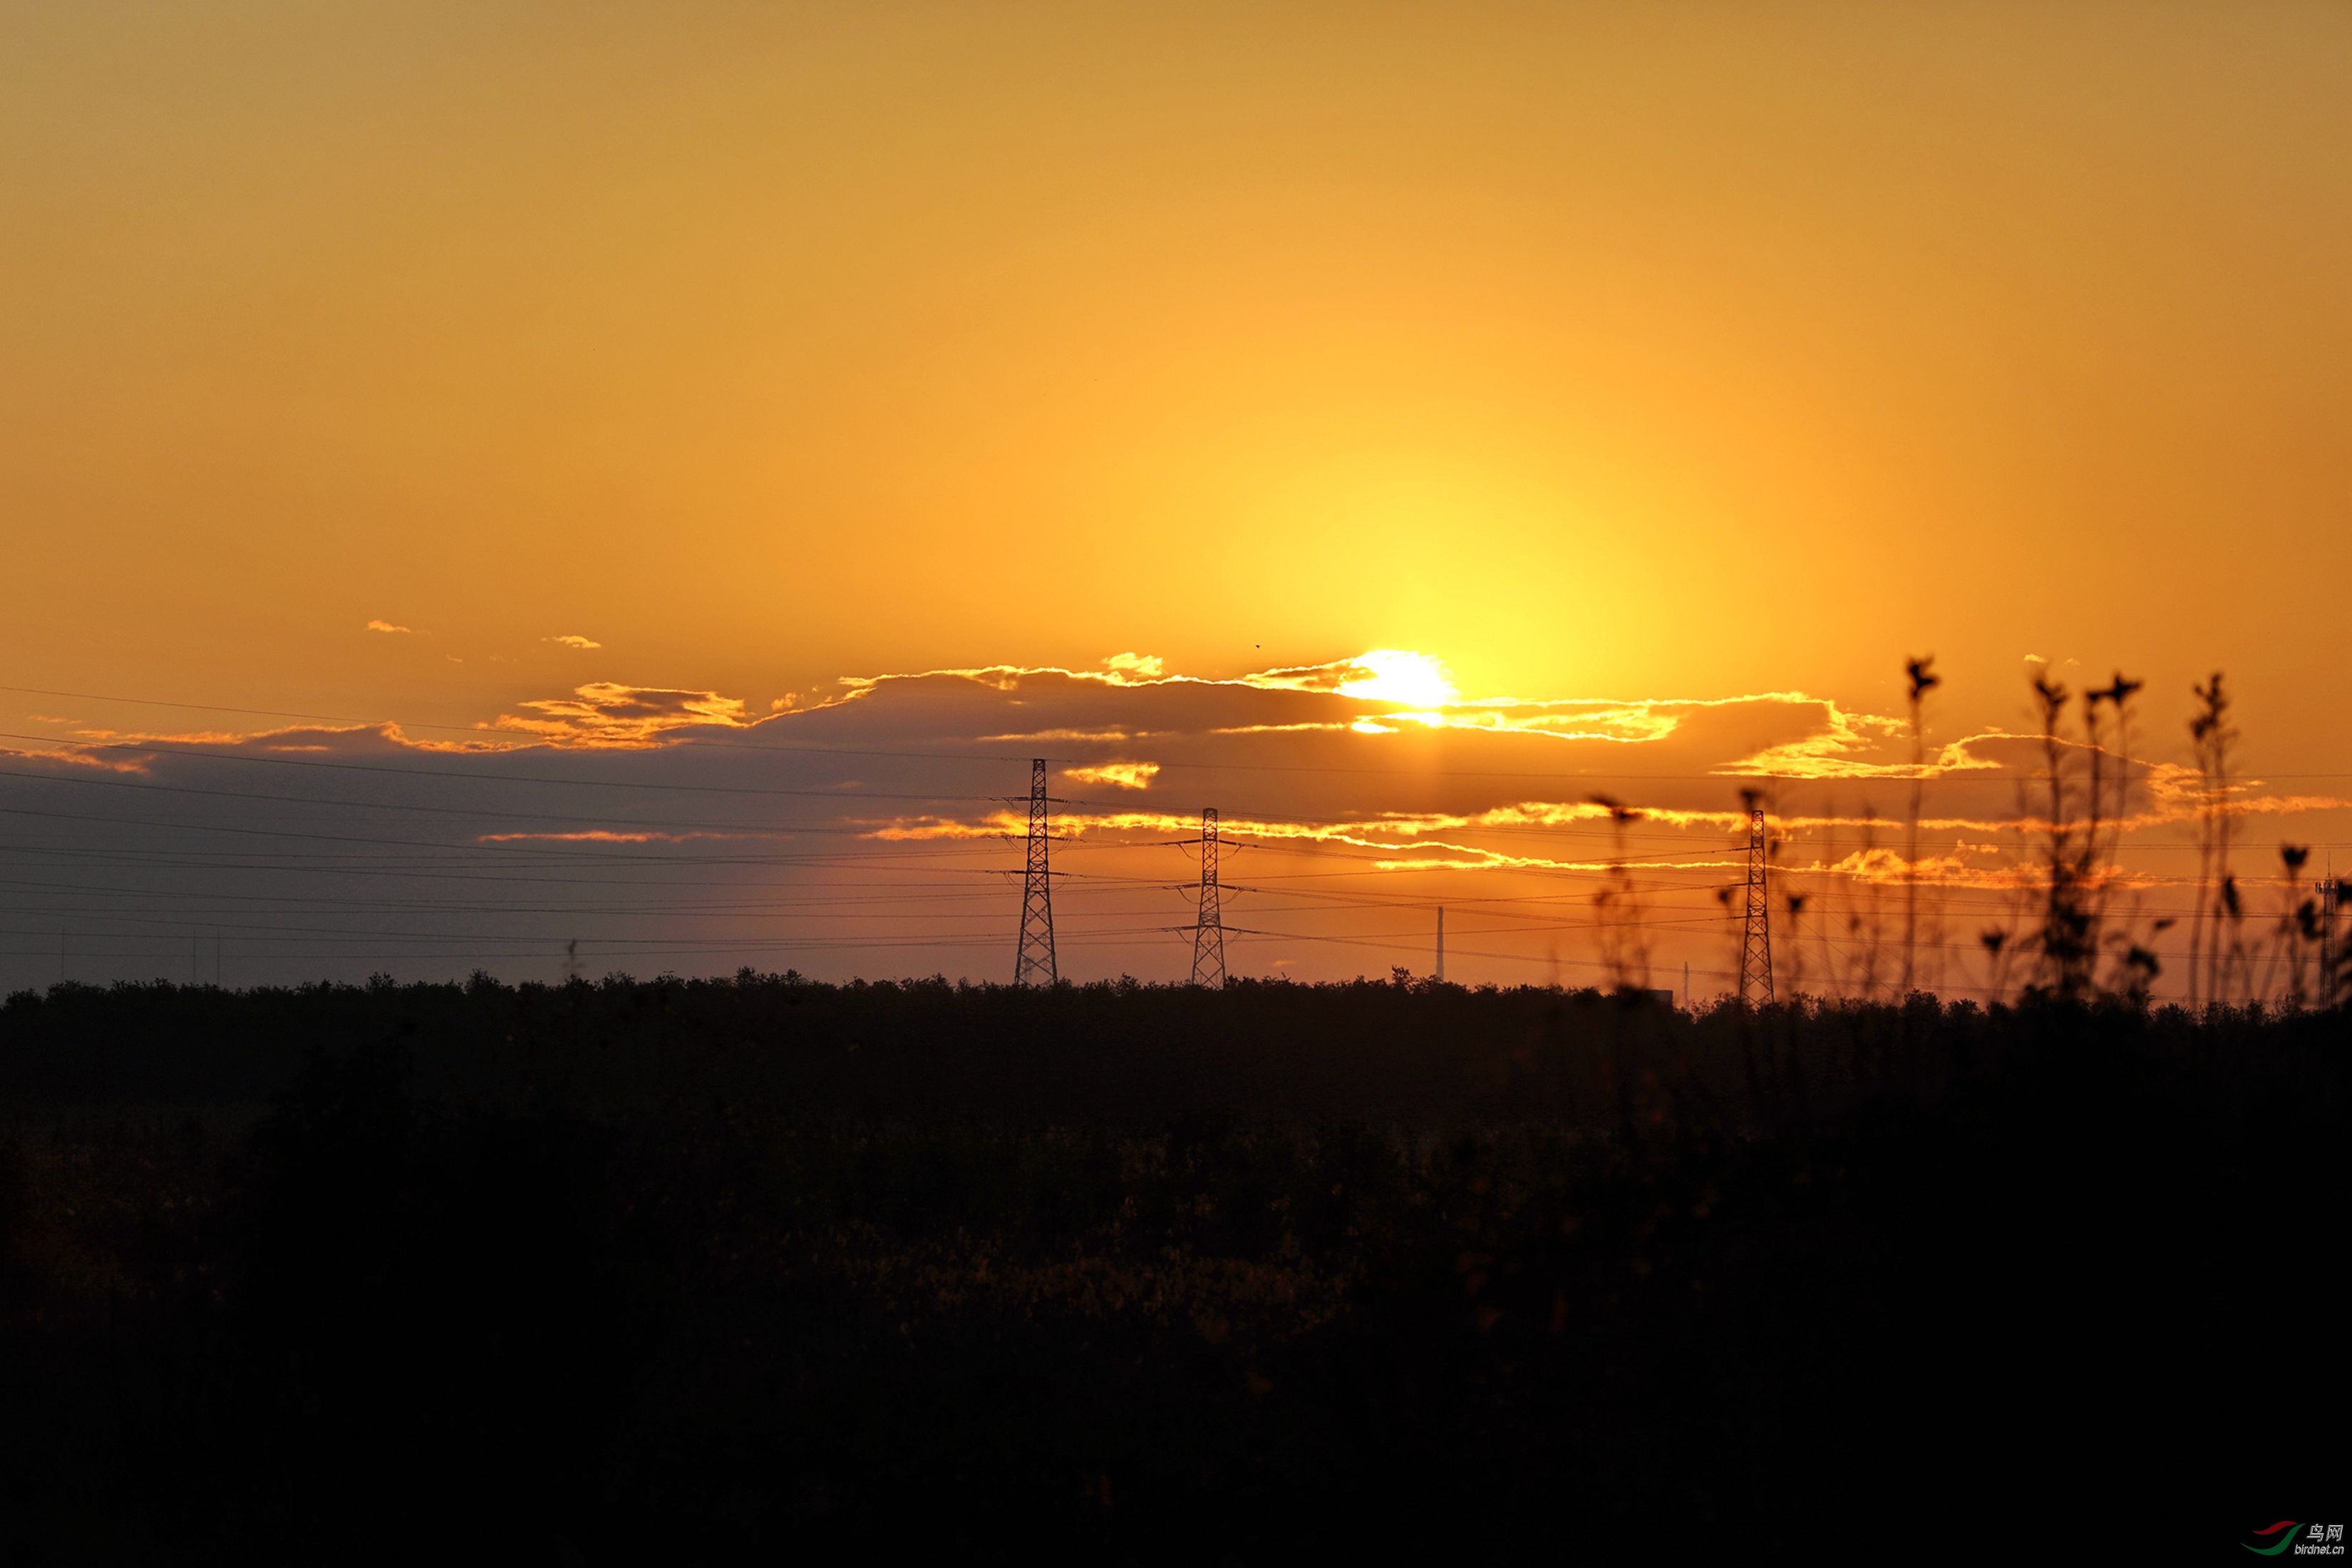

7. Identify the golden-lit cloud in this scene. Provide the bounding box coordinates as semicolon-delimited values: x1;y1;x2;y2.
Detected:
0;743;153;774
800;655;2352;914
477;830;742;844
365;619;414;634
546;634;602;650
61;727;278;748
1726;705;1922;779
1239;651;1459;707
1063;761;1160;790
1336;650;1461;711
984;728;1147;744
1103;653;1163;679
491;683;753;747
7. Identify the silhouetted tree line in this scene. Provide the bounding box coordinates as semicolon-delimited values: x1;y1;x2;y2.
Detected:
0;974;2341;1559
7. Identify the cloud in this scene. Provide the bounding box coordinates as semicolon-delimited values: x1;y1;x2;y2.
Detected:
476;830;744;844
490;683;753;747
1063;761;1160;790
365;619;415;634
547;634;602;649
1234;650;1462;709
983;728;1147;743
4;646;2344;996
0;743;153;774
1103;652;1163;679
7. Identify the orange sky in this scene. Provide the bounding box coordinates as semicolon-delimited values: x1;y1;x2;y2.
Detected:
1;4;2347;994
5;2;2348;747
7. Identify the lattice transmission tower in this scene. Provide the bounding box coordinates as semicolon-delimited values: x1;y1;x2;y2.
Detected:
1014;758;1058;986
1190;808;1227;988
1738;805;1774;1005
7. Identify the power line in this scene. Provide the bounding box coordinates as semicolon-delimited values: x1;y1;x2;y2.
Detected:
9;735;2343;871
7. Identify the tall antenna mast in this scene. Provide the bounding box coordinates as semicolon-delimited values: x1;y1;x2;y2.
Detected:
1739;805;1775;1006
1190;808;1227;988
1014;758;1058;986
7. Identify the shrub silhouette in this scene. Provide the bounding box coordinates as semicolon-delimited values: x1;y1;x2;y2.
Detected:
0;977;2341;1556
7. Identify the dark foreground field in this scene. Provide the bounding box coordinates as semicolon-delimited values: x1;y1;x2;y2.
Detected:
1;975;2341;1560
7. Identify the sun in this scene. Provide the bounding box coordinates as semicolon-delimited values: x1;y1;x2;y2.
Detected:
1336;650;1460;710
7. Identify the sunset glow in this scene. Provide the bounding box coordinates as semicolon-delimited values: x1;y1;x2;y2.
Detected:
9;9;2340;1546
1335;651;1461;713
0;1;2342;1002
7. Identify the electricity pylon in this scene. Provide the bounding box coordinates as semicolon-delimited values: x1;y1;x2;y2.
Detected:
1015;758;1058;986
1190;807;1227;988
1738;805;1775;1006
